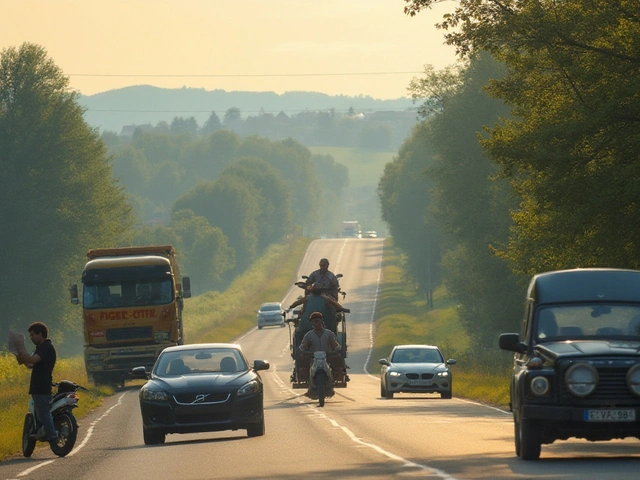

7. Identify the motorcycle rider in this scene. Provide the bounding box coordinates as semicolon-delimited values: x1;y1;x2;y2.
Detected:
16;322;58;444
306;258;340;300
299;312;342;356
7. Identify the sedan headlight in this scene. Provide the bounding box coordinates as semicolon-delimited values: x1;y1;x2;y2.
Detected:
530;376;550;396
141;389;168;401
565;363;598;397
436;371;450;378
626;364;640;396
389;371;402;377
237;380;260;396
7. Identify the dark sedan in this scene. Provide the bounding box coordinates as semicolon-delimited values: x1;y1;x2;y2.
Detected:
132;343;270;445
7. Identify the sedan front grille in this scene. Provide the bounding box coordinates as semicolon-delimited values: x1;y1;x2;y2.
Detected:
405;373;435;380
173;392;230;405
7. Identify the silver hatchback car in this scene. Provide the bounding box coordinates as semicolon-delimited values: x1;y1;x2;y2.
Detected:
256;302;285;329
379;345;456;399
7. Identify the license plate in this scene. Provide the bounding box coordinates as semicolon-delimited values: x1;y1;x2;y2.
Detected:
408;380;431;386
585;409;636;422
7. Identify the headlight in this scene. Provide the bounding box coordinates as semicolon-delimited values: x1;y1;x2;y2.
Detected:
530;376;550;396
389;371;402;377
141;389;168;401
565;363;598;397
626;364;640;396
237;380;260;396
436;371;449;377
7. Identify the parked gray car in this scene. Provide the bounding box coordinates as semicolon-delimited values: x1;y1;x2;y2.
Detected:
379;345;456;399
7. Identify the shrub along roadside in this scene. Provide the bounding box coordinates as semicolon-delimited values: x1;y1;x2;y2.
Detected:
371;239;511;410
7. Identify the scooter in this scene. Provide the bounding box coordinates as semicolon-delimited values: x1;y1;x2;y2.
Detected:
22;380;88;457
306;351;335;407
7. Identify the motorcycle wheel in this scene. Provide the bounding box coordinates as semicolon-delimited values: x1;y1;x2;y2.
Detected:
22;413;37;458
316;372;326;407
50;413;77;457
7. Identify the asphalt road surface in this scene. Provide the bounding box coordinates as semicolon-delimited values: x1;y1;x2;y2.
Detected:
3;239;640;479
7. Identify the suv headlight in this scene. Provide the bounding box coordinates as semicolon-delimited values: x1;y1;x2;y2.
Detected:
626;364;640;396
530;376;550;396
565;363;598;397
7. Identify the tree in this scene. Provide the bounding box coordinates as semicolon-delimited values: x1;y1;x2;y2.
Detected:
200;110;221;135
0;43;133;349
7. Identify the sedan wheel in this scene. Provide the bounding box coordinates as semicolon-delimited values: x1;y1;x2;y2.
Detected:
143;429;166;445
247;419;265;437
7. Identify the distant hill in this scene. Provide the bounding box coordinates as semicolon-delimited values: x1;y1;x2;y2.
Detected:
78;85;417;134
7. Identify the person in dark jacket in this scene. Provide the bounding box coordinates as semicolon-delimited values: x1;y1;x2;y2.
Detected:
16;322;58;443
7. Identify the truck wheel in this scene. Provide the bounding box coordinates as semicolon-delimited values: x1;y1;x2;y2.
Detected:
517;417;541;460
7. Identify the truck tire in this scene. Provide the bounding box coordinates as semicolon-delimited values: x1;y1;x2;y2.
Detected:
517;417;541;460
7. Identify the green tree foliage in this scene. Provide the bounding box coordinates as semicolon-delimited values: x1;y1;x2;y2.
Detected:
200;110;222;135
405;0;640;275
377;121;442;294
170;116;198;135
0;43;133;347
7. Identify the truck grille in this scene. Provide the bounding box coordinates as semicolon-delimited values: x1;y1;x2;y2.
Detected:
106;326;153;341
559;363;638;404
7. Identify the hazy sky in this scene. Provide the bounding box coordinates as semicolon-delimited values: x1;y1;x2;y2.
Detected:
3;1;458;100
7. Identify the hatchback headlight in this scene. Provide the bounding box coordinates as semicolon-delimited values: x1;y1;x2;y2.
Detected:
565;363;598;397
530;376;550;396
142;389;168;401
237;380;260;396
389;371;402;377
626;364;640;396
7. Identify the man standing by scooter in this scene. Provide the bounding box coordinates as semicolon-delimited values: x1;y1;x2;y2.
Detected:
16;322;58;444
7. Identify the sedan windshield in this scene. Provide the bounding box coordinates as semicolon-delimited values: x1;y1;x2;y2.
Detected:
260;304;281;312
392;349;443;364
155;349;247;377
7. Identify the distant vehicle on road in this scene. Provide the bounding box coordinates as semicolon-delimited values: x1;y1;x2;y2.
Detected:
256;302;286;329
133;343;270;445
379;345;456;399
364;231;378;238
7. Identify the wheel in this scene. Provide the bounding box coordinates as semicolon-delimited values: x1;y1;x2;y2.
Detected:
316;373;326;407
381;382;386;398
441;383;452;399
517;416;541;460
143;428;166;445
22;413;37;458
383;379;394;399
258;325;263;329
50;413;77;457
247;419;265;437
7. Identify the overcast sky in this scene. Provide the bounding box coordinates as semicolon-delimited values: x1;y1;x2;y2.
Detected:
2;0;458;99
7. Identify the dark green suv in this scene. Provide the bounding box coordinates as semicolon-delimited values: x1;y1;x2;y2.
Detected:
499;268;640;460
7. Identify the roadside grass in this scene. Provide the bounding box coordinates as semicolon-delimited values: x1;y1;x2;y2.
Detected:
372;240;511;410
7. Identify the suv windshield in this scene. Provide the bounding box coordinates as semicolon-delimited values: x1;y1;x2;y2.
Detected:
535;304;640;341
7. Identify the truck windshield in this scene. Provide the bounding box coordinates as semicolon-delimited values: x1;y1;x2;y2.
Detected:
84;278;173;309
535;304;640;341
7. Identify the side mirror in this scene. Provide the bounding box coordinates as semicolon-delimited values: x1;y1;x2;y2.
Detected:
447;359;457;365
69;284;79;305
379;358;390;366
499;333;527;353
336;273;343;279
253;359;270;371
131;366;149;379
182;276;191;299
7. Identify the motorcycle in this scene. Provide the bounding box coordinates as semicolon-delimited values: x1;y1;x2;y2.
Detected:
305;350;336;407
22;380;88;458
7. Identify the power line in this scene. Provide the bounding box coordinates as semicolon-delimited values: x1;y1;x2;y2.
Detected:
69;71;423;78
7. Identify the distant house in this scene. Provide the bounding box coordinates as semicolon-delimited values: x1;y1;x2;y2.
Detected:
119;123;153;138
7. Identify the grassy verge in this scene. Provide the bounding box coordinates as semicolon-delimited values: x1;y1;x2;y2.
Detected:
372;239;511;410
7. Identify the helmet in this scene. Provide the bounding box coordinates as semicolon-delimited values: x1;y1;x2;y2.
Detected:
309;311;323;320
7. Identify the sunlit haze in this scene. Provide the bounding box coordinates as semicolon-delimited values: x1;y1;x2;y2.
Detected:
2;0;458;99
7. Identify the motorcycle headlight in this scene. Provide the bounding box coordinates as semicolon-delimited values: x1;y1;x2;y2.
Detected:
237;380;260;396
530;376;550;396
141;389;168;401
626;364;640;396
389;371;402;377
565;363;598;397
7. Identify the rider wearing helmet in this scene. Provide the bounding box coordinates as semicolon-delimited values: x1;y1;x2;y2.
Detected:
299;312;341;355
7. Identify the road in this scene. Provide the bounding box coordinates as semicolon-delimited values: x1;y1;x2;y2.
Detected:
3;239;640;479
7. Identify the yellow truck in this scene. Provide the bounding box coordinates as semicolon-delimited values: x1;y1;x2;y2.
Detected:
69;245;191;386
